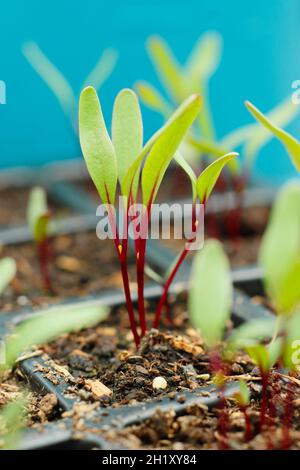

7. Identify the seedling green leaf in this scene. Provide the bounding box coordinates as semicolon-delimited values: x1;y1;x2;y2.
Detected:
22;41;76;119
0;257;16;296
185;31;222;94
174;152;197;200
236;380;250;407
259;181;300;314
246;101;300;171
0;396;26;450
82;48;118;91
246;340;282;373
283;308;300;369
79;86;118;204
228;317;276;350
142;94;202;205
189;240;232;347
27;187;50;243
112;89;143;192
135;81;172;117
196;152;238;203
147;36;186;103
3;303;108;369
244;97;299;169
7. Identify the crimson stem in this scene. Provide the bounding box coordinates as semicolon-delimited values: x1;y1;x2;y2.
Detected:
153;203;200;329
37;238;53;292
106;190;140;347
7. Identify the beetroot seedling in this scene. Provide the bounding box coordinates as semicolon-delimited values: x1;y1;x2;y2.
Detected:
27;187;52;292
189;239;233;447
235;380;252;442
22;41;118;135
79;86;237;346
0;257;16;295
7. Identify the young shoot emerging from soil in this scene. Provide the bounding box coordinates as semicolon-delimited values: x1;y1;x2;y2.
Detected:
27;187;52;292
79;86;237;346
229;181;300;448
189;239;233;447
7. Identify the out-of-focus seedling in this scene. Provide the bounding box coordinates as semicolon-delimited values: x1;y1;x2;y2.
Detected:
137;33;299;181
22;41;118;135
0;257;16;295
189;239;232;352
246;101;300;172
27;187;52;292
235;380;252;441
229;181;300;445
0;396;26;450
188;239;232;447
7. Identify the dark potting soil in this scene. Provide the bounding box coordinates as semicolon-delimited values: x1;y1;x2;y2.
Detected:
0;187;73;228
27;302;300;450
0;231;137;313
37;296;253;407
96;374;300;450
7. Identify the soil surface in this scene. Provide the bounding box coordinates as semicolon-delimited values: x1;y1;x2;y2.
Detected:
97;374;300;450
1;295;299;450
20;302;300;450
0;232;137;313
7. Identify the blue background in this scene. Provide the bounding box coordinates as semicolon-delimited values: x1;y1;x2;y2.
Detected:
1;0;300;182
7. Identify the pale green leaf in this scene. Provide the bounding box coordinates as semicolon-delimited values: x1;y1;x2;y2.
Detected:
196;152;238;203
142;94;202;205
79;86;117;204
27;187;50;243
246;101;300;171
82;48;118;90
122;95;201;199
112;89;143;192
228;317;276;350
0;396;26;450
246;341;282;372
283;308;300;369
275;260;300;314
244;97;300;169
259;181;300;313
188;136;240;174
188;239;232;347
135;81;172;117
22;42;76;119
220;123;255;150
174;151;197;200
147;36;186;103
0;258;17;295
237;380;250;406
3;303;108;369
185;31;222;93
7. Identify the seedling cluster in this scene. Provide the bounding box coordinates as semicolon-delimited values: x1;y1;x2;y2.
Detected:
79;86;237;345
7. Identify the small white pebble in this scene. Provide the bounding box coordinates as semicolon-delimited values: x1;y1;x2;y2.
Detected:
17;296;29;306
152;376;168;390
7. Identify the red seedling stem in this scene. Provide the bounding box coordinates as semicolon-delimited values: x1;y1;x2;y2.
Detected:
282;380;294;450
240;405;252;442
136;236;147;337
105;187;140;347
259;369;269;431
153;203;201;329
153;245;189;329
209;350;229;450
37;238;53;293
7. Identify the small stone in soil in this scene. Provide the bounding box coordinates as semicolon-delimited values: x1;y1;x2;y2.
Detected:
152;377;168;390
